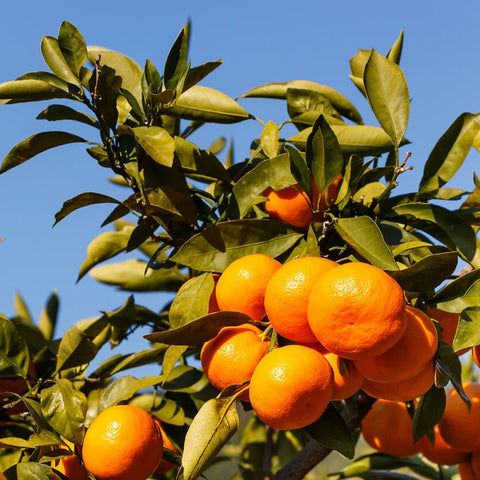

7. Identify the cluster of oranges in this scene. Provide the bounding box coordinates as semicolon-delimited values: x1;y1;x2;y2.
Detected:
48;405;179;480
200;253;445;431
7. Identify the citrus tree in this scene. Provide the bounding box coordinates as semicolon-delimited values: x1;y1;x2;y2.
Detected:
1;20;480;480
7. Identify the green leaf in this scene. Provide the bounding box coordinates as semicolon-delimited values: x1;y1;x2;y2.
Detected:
184;60;223;92
168;85;250;124
164;21;190;91
58;21;87;77
431;267;480;308
40;379;87;445
53;192;122;226
335;216;398;270
162;345;188;383
289;124;400;155
182;397;239;480
132;126;175;167
100;345;168;376
260;120;279;158
38;291;59;341
77;230;132;281
419;113;480;194
0;317;29;376
239;80;363;125
99;375;163;411
303;403;355;458
412;386;446;442
5;462;62;480
389;203;478;264
41;35;80;85
170;219;303;272
364;50;409;148
308;115;344;198
387;251;458;292
286;88;343;125
386;30;404;65
89;258;187;291
144;311;252;345
452;307;480;351
55;325;99;372
37;104;97;127
0;77;77;103
0;131;86;174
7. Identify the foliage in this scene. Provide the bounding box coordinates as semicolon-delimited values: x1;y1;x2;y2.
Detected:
0;20;480;480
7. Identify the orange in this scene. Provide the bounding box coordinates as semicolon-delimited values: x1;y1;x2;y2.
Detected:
324;353;364;401
361;361;435;402
354;305;438;383
51;442;90;480
420;424;470;466
439;382;480;452
471;450;480;478
0;361;36;415
264;256;338;343
153;419;180;474
249;344;334;430
426;307;459;347
200;324;270;401
263;175;341;229
459;459;480;480
307;262;407;360
215;254;282;321
473;346;480;368
82;405;163;480
361;399;427;457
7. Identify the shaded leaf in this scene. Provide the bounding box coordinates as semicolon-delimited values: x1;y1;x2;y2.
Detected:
184;60;223;92
171;220;303;272
5;462;63;480
0;317;29;376
37;104;97;127
335;216;398;270
182;397;239;480
58;21;87;77
38;291;59;341
412;386;446;442
164;21;190;91
0;131;86;174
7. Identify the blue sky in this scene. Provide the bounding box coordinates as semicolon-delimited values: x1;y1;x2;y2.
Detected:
1;0;479;365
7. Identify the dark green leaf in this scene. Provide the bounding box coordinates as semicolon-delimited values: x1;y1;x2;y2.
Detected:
303;403;355;458
36;104;97;127
144;59;163;94
0;317;29;376
419;113;480;194
170;220;303;272
145;311;252;345
412;386;446;442
0;131;86;174
90;63;121;130
58;21;87;77
184;60;223;91
431;267;480;307
335;216;398;270
5;462;63;480
40;379;87;444
435;341;468;405
182;397;239;480
164;21;190;91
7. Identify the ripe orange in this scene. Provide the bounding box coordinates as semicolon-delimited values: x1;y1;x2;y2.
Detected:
263;175;341;229
439;382;480;452
200;324;270;401
361;361;435;402
51;442;90;480
324;353;364;401
307;262;407;360
459;459;480;480
153;419;180;474
473;346;480;368
0;361;36;415
249;344;334;430
82;405;163;480
470;450;480;478
264;256;338;343
361;399;427;457
354;305;438;383
420;424;470;466
215;254;282;321
426;307;459;347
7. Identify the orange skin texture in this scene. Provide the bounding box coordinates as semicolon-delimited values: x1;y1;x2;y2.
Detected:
361;361;435;402
0;361;36;415
200;324;270;401
52;452;90;480
439;382;480;452
420;424;469;466
426;307;469;355
354;305;438;383
307;262;407;360
153;419;180;474
264;256;338;343
82;405;163;480
362;399;428;457
263;175;341;229
473;345;480;368
249;344;334;430
215;254;282;321
324;353;364;401
459;460;480;480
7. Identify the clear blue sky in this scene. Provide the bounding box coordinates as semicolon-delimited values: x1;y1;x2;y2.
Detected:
1;0;479;365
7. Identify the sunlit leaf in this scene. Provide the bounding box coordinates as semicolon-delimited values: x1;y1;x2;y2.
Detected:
55;325;99;372
260;120;279;158
58;21;87;77
164;21;190;91
132;126;175;167
453;307;480;351
41;35;80;85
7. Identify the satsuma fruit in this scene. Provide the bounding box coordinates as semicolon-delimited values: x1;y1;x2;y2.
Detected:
420;424;469;466
0;361;36;415
264;256;337;343
249;344;334;430
200;323;270;401
459;460;479;480
82;405;163;480
51;441;90;480
324;353;364;401
307;262;407;360
361;399;427;457
215;254;281;321
153;419;180;474
439;383;480;452
354;305;438;383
